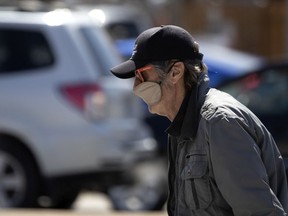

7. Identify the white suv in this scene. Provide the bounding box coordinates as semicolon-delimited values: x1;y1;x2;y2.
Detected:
0;9;156;208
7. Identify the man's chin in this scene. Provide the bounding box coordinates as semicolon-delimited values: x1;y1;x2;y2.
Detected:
148;105;156;114
148;104;163;116
148;103;161;114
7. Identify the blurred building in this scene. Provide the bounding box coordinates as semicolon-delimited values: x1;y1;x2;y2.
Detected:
1;0;287;59
175;0;288;60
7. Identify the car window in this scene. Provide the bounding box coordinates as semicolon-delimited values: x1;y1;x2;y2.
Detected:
220;68;288;115
0;29;54;74
80;26;121;76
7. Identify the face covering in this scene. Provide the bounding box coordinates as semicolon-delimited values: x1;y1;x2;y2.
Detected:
133;81;161;106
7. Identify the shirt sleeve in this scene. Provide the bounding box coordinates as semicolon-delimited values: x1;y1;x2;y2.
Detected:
208;115;286;215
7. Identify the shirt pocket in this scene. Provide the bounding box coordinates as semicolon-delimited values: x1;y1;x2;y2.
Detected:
181;154;212;210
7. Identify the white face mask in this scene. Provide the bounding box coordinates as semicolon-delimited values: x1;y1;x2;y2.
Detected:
133;81;161;106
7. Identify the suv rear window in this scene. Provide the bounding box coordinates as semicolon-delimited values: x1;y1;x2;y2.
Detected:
0;29;54;74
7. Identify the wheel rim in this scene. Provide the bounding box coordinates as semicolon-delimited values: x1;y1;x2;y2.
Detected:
0;150;26;207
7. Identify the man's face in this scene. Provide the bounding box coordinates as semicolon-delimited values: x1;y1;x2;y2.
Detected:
133;62;179;118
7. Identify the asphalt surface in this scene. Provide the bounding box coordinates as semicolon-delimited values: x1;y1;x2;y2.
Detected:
0;192;167;216
0;210;166;216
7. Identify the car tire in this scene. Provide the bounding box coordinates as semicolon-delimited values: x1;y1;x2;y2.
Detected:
108;184;167;211
0;138;40;207
48;189;79;209
108;159;168;211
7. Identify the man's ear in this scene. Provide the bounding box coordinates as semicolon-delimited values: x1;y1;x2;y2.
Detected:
169;62;185;84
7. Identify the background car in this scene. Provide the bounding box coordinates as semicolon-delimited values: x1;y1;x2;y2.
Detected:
218;61;288;168
0;9;157;209
198;42;265;87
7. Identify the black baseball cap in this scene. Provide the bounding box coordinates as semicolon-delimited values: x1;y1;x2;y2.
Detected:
110;25;203;79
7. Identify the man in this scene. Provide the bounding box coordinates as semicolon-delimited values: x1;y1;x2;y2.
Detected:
110;25;288;215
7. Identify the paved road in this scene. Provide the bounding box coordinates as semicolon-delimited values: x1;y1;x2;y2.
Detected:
73;191;166;212
0;210;166;216
73;192;114;212
0;192;167;216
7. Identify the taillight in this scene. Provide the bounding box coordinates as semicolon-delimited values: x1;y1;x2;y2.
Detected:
60;83;107;119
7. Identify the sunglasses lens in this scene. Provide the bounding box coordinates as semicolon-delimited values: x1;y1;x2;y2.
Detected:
134;65;153;82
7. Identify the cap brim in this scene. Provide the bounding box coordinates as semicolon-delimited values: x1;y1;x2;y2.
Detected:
110;59;136;79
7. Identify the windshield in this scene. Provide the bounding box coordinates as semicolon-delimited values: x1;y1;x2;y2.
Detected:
80;26;121;76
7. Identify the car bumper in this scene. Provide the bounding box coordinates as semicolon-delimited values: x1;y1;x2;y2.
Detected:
32;119;158;177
